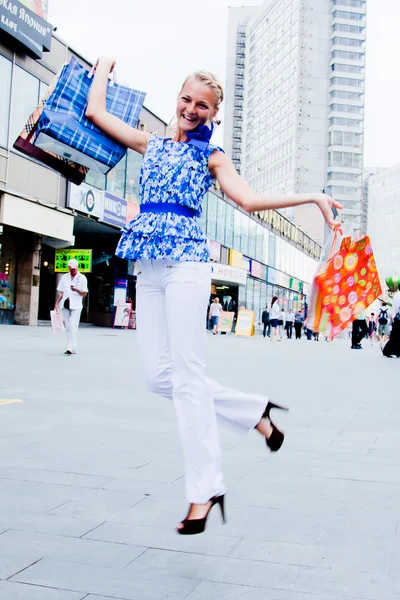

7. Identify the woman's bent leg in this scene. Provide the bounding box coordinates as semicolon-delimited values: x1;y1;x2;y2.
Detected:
164;261;224;504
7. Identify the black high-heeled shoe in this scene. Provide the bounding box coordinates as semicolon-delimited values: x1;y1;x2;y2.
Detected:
262;401;289;452
177;495;226;535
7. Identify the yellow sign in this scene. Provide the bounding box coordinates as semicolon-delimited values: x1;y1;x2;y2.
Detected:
219;312;235;334
0;399;22;406
55;249;92;273
235;309;255;337
229;249;244;269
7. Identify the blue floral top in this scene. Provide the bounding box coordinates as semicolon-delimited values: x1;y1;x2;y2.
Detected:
115;135;224;262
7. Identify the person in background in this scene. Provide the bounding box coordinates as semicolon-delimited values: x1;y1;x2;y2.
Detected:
377;302;390;347
269;296;281;341
383;284;400;358
351;311;368;350
261;306;270;338
54;259;88;355
209;297;223;335
285;309;295;339
278;308;286;339
367;313;377;346
294;311;304;339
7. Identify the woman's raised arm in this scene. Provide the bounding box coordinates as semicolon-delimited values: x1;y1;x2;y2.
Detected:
209;151;342;230
86;57;150;156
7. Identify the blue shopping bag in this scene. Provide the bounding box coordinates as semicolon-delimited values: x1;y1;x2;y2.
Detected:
34;57;146;174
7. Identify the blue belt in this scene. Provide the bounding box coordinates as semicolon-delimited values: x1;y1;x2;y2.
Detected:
140;202;196;219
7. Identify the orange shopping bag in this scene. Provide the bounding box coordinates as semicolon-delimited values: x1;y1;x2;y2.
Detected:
315;235;382;338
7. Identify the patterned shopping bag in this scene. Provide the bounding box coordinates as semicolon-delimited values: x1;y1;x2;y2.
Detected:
13;64;89;185
34;57;146;174
315;236;382;338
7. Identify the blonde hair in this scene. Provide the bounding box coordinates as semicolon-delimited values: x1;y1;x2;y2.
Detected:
181;71;224;109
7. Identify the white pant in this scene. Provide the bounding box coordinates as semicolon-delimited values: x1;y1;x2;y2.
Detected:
136;259;267;503
62;308;81;352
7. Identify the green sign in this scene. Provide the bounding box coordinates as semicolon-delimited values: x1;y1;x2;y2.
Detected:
54;249;92;273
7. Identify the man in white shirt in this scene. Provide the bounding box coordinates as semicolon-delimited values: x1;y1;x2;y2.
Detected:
393;285;400;318
54;259;88;355
209;297;223;335
285;310;295;339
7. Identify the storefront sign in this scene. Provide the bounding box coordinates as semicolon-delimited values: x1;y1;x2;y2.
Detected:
114;301;131;328
229;249;243;269
267;267;290;289
103;192;127;228
209;240;221;262
54;249;92;273
68;183;104;220
254;208;320;258
218;311;234;334
242;256;251;273
0;0;52;58
211;263;247;286
250;260;261;279
235;309;254;337
260;264;267;281
289;277;303;293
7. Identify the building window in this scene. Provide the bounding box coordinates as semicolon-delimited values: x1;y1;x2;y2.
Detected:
332;63;364;74
333;23;365;34
333;10;366;21
331;76;364;87
331;130;362;147
0;55;12;148
332;50;364;61
330;103;363;114
329;151;362;168
330;117;363;127
333;0;365;7
10;65;40;147
332;37;365;48
330;90;363;100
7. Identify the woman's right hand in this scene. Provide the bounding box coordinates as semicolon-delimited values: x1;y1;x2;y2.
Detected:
95;56;117;74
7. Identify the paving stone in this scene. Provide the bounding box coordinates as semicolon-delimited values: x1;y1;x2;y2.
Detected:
0;581;84;599
84;521;240;557
0;552;40;579
130;548;300;589
0;530;145;568
0;510;104;538
11;557;199;599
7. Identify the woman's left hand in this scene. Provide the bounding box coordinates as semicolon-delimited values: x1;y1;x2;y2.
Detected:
313;193;343;229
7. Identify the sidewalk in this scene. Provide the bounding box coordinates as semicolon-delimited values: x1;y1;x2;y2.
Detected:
0;325;399;599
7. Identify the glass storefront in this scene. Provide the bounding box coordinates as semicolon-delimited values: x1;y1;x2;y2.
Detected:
0;226;17;318
204;190;321;328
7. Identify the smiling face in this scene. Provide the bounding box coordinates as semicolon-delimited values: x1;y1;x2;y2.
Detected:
176;78;218;133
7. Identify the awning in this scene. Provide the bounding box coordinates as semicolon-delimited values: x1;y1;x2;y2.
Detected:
0;193;74;245
211;263;247;287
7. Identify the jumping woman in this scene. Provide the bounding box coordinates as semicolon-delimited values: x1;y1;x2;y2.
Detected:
86;57;342;535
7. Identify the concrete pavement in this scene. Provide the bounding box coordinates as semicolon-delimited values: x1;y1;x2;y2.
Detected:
0;324;399;599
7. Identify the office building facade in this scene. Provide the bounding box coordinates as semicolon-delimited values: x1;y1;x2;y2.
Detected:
224;0;366;243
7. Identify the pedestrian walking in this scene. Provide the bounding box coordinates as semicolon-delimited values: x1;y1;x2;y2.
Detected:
377;302;390;346
382;284;400;358
209;297;222;335
286;309;294;339
261;306;270;338
351;312;368;350
278;309;286;339
294;311;304;339
268;296;282;341
86;56;341;535
54;259;88;355
367;313;377;345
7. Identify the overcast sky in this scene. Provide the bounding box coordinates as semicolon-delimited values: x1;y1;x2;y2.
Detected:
48;0;399;168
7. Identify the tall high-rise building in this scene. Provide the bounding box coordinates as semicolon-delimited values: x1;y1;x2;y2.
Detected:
224;0;366;244
368;165;400;281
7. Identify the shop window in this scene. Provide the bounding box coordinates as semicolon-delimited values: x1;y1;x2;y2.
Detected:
0;229;17;311
125;149;142;204
240;214;249;255
0;55;12;148
10;65;40;147
107;153;127;198
225;204;234;249
216;197;226;245
206;192;217;240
